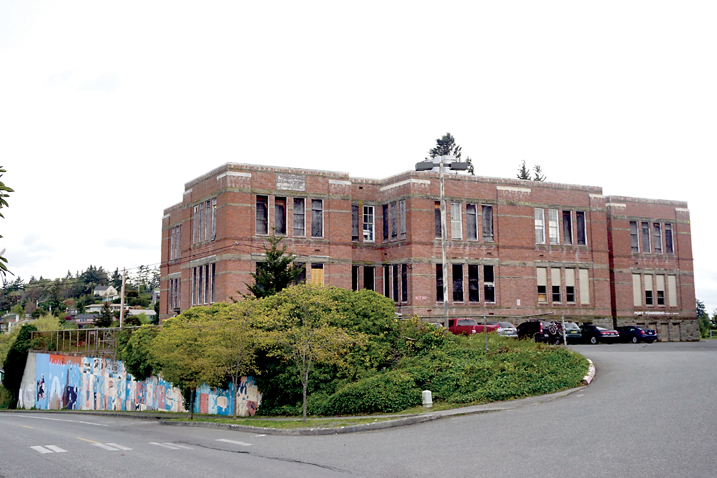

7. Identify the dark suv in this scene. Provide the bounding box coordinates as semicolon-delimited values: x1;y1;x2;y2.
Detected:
517;320;564;344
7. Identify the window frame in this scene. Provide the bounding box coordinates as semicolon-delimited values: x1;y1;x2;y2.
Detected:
534;208;546;244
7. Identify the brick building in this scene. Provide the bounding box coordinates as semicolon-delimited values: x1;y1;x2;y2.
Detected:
160;162;697;341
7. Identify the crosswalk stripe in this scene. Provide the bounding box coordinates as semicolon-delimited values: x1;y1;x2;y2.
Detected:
105;443;132;451
149;442;188;450
93;443;120;451
45;445;68;453
217;439;253;446
31;446;54;454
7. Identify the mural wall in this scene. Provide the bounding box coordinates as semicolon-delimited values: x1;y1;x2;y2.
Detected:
18;352;261;417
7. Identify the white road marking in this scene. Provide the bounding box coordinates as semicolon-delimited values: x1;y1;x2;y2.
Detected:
149;442;191;450
217;439;253;446
21;416;107;427
93;443;121;451
31;445;67;454
45;445;68;453
105;443;133;451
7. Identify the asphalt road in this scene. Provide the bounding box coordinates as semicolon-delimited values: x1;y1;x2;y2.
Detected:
2;341;715;477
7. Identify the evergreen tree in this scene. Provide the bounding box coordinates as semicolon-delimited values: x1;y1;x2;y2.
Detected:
517;160;531;180
245;234;302;299
533;164;547;182
427;133;475;175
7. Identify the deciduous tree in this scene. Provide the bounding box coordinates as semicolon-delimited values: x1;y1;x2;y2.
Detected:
0;166;13;278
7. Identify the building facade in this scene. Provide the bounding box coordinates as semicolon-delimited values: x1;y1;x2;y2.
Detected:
160;163;697;340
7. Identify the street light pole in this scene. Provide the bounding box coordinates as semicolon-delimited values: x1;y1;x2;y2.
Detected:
439;156;449;329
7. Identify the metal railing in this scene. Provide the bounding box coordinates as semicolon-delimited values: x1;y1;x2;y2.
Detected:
29;327;148;359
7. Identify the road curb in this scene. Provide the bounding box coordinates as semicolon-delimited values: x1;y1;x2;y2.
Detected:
582;358;596;384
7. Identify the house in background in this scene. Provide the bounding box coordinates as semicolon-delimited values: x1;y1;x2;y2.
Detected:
93;285;119;301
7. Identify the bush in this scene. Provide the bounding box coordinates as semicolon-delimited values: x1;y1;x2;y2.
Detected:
320;371;422;415
0;384;13;409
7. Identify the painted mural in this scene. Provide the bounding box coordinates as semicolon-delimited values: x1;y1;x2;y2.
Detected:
18;352;261;417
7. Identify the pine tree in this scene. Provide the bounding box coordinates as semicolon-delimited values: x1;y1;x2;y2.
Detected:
517;160;531;180
245;234;303;299
427;133;475;175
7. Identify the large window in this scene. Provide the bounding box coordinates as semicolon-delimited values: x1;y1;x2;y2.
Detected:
551;268;561;302
392;264;399;302
383;204;389;241
363;205;375;242
310;263;324;285
562;211;573;245
400;200;406;240
548;209;559;244
641;221;651;253
436;264;444;302
482;205;494;242
565;269;576;303
311;199;323;237
451;202;462;240
537;267;547;302
293;198;305;237
352;265;359;291
390;202;398;240
435;201;442;238
468;264;479;302
401;264;408;302
192;263;215;306
665;223;674;254
170;225;181;260
256;195;268;235
576;211;586;246
352;205;360;242
484;265;495;302
466;204;477;240
630;221;640;253
645;274;653;305
534;208;545;244
193;198;217;243
364;266;375;291
653;223;662;254
275;197;286;235
169;277;181;311
452;264;463;302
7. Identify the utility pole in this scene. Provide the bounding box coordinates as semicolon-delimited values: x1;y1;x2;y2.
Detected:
119;268;126;327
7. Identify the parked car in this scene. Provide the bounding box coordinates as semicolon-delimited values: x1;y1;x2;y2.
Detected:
448;318;498;335
563;321;582;343
616;325;658;343
580;324;619;344
517;320;564;344
488;321;518;337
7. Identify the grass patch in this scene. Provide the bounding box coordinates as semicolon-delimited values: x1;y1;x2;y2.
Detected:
169;416;396;429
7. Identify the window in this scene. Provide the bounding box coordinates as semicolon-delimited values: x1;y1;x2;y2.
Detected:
633;274;642;307
576;211;586;246
364;266;374;291
645;275;653;305
204;199;211;240
352;265;359;291
453;264;463;302
551;268;561;302
641;221;651;253
383;204;389;241
384;265;391;297
275;197;286;235
170;225;181;260
436;264;444;302
537;267;547;302
310;263;324;285
630;221;640;253
562;211;573;245
352;205;360;242
653;223;662;253
169;277;181;311
399;200;406;239
468;264;479;302
401;264;408;302
579;269;590;304
435;201;442;238
668;275;677;306
211;198;217;240
293;198;305;237
451;202;462;240
534;208;545;244
392;264;399;302
363;205;375;242
311;199;323;237
665;223;674;254
482;205;494;242
565;269;575;303
193;204;199;243
294;263;306;284
466;204;477;240
656;275;665;306
391;202;398;240
192;263;215;305
193;199;217;243
256;195;268;235
484;265;495;302
548;209;559;244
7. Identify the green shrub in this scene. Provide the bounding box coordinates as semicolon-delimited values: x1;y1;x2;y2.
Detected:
320;371;422;415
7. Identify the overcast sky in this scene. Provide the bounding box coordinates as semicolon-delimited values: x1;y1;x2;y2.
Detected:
1;1;715;313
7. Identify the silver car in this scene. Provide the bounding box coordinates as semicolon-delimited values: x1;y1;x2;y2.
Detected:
488;321;518;337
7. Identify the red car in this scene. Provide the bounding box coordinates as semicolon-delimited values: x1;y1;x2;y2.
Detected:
448;318;499;335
